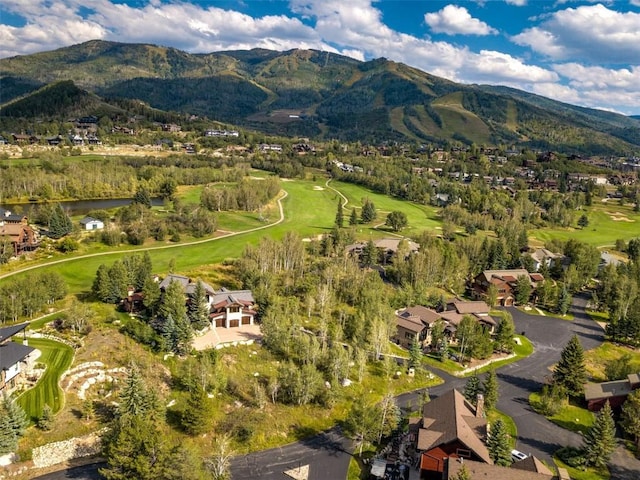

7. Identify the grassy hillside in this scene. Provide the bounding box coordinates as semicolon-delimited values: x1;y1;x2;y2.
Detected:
1;40;639;152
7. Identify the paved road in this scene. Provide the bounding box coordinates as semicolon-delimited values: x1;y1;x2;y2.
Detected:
230;428;352;480
31;462;106;479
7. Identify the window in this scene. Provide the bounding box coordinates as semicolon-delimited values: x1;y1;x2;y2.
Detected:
229;306;240;313
405;332;415;339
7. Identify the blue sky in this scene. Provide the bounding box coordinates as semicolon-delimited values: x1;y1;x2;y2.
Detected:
1;1;639;115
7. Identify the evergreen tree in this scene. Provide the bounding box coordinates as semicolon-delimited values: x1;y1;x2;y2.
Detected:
117;363;160;418
48;203;73;238
132;187;152;208
487;418;512;466
100;414;167;480
92;264;112;302
360;198;377;223
483;369;499;411
142;276;161;315
0;415;17;455
409;340;422;369
1;393;28;439
577;214;590;229
557;286;572;315
514;275;532;305
463;371;482;406
188;280;210;331
494;313;515;353
181;386;212;435
159;280;187;322
361;239;378;267
160;314;178;353
174;313;194;356
583;401;616;468
107;260;129;304
349;207;358;226
134;252;153;291
552;335;586;397
620;389;640;453
335;197;344;228
37;404;54;431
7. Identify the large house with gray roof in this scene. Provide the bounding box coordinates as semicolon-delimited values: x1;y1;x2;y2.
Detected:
0;323;35;393
159;274;257;330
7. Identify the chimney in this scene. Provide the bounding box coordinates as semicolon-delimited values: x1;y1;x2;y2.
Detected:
476;393;484;418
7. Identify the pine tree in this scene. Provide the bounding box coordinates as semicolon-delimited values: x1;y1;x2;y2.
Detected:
0;415;17;455
483;369;499;411
1;393;28;439
48;203;73;238
583;401;616;468
557;286;572;315
117;363;159;418
188;280;210;331
494;312;515;353
450;464;471;480
174;313;194;356
181;386;212;435
159;280;187;323
335;197;344;228
349;207;358;226
108;260;129;304
620;389;640;453
92;264;112;302
409;340;422;369
37;404;54;431
552;335;586;397
360;198;377;223
463;371;482;406
487;419;512;466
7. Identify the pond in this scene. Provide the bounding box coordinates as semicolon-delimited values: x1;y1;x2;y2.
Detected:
1;198;165;217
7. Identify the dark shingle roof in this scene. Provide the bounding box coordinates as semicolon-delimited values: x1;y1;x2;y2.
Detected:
0;341;35;371
0;323;29;343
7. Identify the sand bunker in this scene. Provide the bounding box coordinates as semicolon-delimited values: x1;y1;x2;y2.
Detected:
313;186;325;190
607;211;635;222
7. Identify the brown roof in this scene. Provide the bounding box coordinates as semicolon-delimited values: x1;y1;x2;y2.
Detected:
449;300;490;315
446;458;555;480
512;456;555;476
418;389;492;464
479;269;531;284
398;306;441;326
396;314;427;334
584;377;636;401
0;223;30;239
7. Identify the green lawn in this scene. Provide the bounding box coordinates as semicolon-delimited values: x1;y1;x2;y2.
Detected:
529;393;594;435
17;337;74;422
487;409;517;448
517;306;574;321
330;180;442;235
554;456;609;480
531;202;640;247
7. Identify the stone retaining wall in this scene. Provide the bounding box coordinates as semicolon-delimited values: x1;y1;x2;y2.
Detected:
31;432;102;469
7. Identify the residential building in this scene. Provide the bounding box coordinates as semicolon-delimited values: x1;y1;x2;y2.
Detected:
0;223;38;255
415;389;491;479
471;269;543;306
79;216;105;231
0;323;35;393
445;457;557;480
393;306;442;349
528;248;563;272
159;274;257;329
584;373;640;412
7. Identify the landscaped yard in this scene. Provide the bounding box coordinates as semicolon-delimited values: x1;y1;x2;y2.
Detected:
529;392;594;435
16;337;74;422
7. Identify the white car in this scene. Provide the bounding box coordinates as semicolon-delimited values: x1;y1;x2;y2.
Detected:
511;449;529;462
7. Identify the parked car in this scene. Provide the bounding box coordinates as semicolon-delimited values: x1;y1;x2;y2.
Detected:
511;449;528;462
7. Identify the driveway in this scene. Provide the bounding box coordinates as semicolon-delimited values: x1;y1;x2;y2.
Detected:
230;428;352;480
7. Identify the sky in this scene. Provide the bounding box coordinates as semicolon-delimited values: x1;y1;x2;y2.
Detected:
1;1;640;116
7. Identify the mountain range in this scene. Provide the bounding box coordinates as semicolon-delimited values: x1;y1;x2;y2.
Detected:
1;40;639;154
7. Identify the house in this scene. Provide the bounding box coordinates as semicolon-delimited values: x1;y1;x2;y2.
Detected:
0;223;38;255
0;323;35;392
415;389;491;479
444;457;557;480
471;269;543;306
443;299;497;334
209;288;257;328
159;274;257;329
584;373;640;411
79;216;104;231
346;238;419;264
529;248;563;272
161;123;181;132
3;213;28;224
393;306;442;349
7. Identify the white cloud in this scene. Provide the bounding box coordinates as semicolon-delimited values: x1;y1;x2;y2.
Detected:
505;0;527;5
462;50;558;84
424;5;498;36
512;4;640;63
